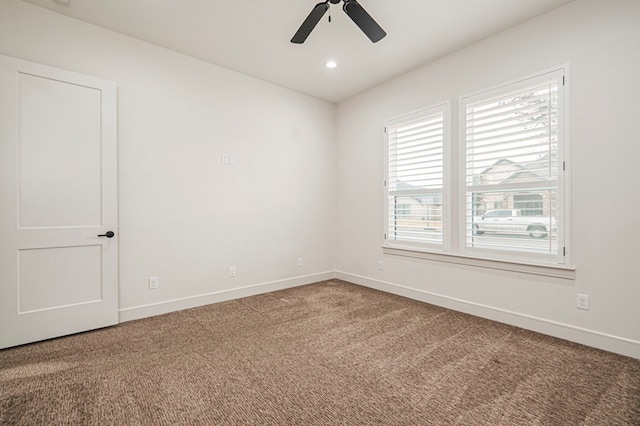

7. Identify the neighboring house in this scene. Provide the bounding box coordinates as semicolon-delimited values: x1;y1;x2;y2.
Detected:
472;157;555;217
393;181;443;231
392;155;555;235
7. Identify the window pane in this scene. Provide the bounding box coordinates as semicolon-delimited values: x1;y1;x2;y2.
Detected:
389;114;444;191
466;189;558;255
386;105;446;249
388;194;443;244
466;80;558;188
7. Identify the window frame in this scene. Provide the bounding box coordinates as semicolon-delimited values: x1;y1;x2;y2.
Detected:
458;68;570;268
382;66;572;276
382;102;451;253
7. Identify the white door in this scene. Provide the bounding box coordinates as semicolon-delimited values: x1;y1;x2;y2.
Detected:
0;55;118;349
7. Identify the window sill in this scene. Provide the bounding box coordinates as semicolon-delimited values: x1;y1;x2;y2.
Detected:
383;246;576;280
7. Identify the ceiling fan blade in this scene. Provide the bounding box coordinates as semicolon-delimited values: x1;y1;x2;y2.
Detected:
343;0;386;43
291;2;330;44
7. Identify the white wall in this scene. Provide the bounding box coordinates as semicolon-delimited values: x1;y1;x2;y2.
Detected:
0;0;337;319
336;0;640;358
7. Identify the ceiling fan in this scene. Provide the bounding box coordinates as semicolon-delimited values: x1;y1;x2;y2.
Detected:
291;0;387;44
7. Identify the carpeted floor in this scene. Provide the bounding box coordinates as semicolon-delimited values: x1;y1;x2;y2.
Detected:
1;279;639;425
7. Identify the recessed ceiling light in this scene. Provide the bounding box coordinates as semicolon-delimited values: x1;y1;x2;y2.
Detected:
325;60;337;69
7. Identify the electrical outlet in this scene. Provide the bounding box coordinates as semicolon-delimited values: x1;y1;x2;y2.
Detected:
378;260;384;270
577;294;589;310
297;257;303;267
229;266;236;278
148;276;159;289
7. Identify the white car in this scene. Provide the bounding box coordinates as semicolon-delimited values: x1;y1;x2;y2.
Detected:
473;209;557;238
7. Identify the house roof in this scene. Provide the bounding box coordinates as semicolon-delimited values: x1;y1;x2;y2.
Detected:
394;181;442;204
480;157;551;184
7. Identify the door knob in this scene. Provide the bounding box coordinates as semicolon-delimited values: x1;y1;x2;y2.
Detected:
98;231;115;238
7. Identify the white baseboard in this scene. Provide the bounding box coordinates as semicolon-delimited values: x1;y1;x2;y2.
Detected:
119;271;336;323
336;271;640;360
118;269;639;359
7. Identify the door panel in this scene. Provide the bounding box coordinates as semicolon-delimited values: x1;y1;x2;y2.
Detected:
18;73;103;228
0;54;118;349
18;245;103;313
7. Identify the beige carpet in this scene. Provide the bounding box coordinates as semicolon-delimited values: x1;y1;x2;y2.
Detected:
1;279;639;425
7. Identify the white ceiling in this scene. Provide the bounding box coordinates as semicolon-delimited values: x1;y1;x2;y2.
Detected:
23;0;575;103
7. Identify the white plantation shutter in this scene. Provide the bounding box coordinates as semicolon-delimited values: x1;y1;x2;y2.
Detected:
462;70;565;262
385;105;446;248
382;68;568;270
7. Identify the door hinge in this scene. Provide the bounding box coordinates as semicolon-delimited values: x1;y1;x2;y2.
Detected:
563;75;566;86
384;233;387;240
563;247;566;256
563;161;566;171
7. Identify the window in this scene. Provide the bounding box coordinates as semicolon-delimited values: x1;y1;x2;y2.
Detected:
384;104;447;250
384;68;569;270
397;204;411;217
462;69;566;265
514;194;543;216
